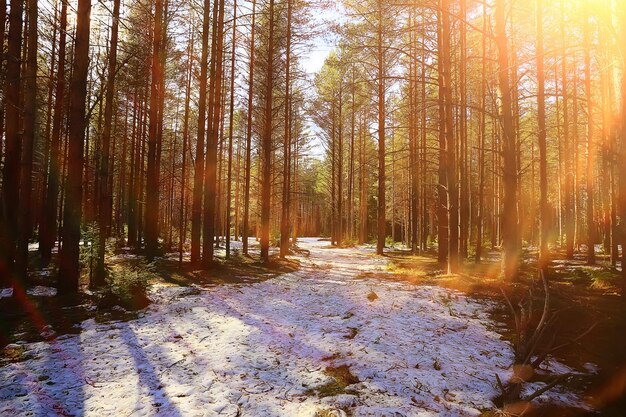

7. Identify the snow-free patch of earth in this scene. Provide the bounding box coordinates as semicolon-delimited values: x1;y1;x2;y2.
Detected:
0;238;587;416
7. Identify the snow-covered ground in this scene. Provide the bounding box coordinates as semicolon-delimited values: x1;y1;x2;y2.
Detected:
0;238;587;416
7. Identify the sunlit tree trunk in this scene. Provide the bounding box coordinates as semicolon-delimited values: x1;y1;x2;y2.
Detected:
280;0;293;257
191;0;211;263
496;0;519;281
476;0;487;264
59;0;91;295
95;0;120;285
145;0;165;260
536;0;549;273
441;0;458;274
584;0;596;265
203;0;225;266
242;0;256;255
260;0;275;263
226;0;238;258
375;0;386;255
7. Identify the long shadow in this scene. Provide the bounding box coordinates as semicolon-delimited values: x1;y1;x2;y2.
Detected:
0;328;86;416
118;322;184;417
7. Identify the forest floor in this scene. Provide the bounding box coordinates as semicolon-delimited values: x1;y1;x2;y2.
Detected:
0;238;623;416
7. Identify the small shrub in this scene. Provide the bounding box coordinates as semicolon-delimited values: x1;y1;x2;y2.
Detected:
99;263;152;311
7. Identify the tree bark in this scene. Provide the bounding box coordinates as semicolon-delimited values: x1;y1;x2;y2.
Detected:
536;0;549;273
15;0;37;285
145;0;164;260
95;0;120;285
260;0;275;263
242;0;256;255
280;0;293;258
496;0;520;281
58;0;91;295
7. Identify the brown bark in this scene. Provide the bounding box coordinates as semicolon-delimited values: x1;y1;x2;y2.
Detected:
145;0;165;260
584;0;596;265
226;0;238;258
15;0;37;284
280;0;293;258
496;0;520;281
536;0;549;273
58;0;91;295
203;0;225;266
376;0;386;256
260;0;275;263
242;0;256;255
95;0;120;285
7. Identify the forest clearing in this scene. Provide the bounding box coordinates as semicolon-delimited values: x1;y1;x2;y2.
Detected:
1;0;626;415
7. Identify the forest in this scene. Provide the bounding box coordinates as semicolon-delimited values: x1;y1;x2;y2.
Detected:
1;0;626;415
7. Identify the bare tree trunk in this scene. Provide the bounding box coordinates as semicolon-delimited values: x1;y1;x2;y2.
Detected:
0;0;6;169
242;0;256;255
441;0;458;274
376;1;386;256
0;0;24;288
191;0;211;264
15;0;37;285
536;0;549;273
203;0;225;266
496;0;520;281
225;0;238;259
58;0;91;295
618;3;626;283
95;0;120;285
40;0;68;266
145;0;164;260
459;0;469;261
437;4;448;264
260;0;275;263
280;0;292;258
584;0;596;265
476;0;487;264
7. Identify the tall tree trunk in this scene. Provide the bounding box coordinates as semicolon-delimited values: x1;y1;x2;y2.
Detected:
0;0;6;169
191;0;212;264
618;2;626;284
459;0;469;260
260;0;275;263
0;0;24;288
476;0;487;264
145;0;164;260
95;0;120;285
536;0;549;273
203;0;225;266
584;0;596;265
40;0;67;266
280;0;293;258
15;0;37;285
376;1;386;256
242;0;256;255
496;0;520;281
560;1;574;259
179;26;194;267
436;4;448;264
225;0;238;259
442;0;458;274
58;0;91;295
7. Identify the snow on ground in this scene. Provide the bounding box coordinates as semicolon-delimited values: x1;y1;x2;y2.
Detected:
0;238;586;416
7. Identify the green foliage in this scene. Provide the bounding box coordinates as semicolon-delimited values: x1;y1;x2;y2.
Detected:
100;262;153;311
79;222;99;274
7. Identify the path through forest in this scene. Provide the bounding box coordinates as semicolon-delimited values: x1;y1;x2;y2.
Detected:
0;239;585;416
